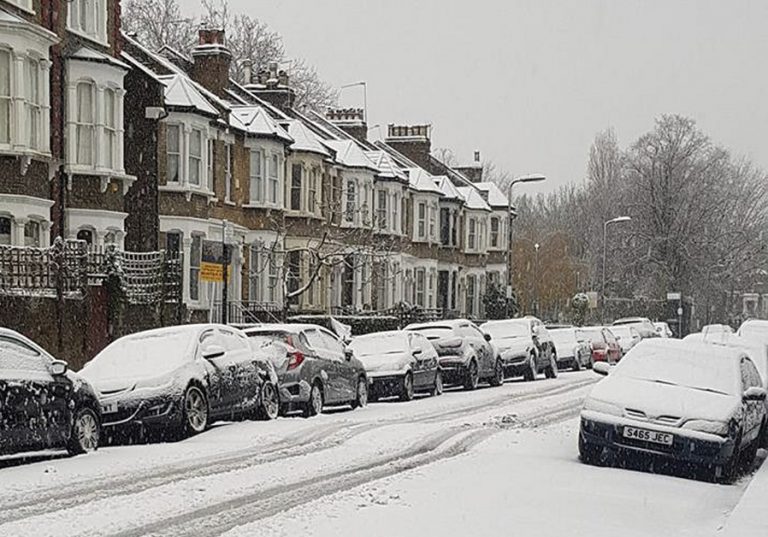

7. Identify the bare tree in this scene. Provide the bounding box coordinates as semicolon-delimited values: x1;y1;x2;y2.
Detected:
122;0;198;52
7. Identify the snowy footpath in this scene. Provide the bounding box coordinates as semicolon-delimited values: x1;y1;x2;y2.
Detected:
0;370;761;537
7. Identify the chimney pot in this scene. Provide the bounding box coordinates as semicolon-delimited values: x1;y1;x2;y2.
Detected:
474;150;481;163
242;59;253;84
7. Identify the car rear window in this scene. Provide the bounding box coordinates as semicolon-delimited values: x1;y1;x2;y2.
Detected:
409;326;453;340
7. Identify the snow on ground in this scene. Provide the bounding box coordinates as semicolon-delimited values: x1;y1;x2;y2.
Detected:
224;419;749;537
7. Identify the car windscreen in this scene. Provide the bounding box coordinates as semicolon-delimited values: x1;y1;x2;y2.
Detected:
614;345;739;396
349;334;407;357
408;326;453;341
246;330;291;344
577;328;602;342
610;327;633;339
549;329;577;346
482;322;529;340
82;330;194;381
739;323;768;342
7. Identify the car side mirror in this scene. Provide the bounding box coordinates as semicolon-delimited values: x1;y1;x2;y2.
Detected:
413;348;423;357
344;348;354;361
202;345;226;360
50;360;68;376
744;387;767;402
593;362;611;377
484;333;492;342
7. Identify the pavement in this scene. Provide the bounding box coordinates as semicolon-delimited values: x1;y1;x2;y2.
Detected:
720;450;768;535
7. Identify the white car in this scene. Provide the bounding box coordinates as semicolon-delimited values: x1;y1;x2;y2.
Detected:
609;325;642;354
579;339;767;481
654;322;673;338
612;317;658;339
738;319;768;342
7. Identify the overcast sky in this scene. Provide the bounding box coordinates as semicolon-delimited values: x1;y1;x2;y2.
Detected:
179;0;768;194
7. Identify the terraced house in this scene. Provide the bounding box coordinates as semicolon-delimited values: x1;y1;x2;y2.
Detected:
0;0;511;322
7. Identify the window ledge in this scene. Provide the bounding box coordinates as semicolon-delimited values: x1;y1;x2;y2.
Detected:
243;203;282;210
67;27;109;50
66;168;137;195
224;200;236;206
159;184;215;201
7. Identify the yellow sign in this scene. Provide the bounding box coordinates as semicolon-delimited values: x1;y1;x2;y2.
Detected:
200;262;231;283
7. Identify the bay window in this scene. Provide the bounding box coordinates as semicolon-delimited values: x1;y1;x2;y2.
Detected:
189;235;201;302
429;203;437;241
417;202;426;239
377;190;387;230
25;58;41;150
290;164;302;211
269;154;279;204
345;180;356;223
250;150;263;203
391;193;399;233
75;82;95;165
0;51;9;145
103;88;117;169
207;140;214;192
468;218;477;250
225;142;233;201
415;268;426;308
249;244;264;302
166;125;181;183
490;217;499;248
308;169;317;214
24;221;40;247
0;217;11;245
188;129;202;187
466;275;477;317
69;0;107;43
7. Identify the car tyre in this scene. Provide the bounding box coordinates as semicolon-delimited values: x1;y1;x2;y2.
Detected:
489;359;504;387
258;382;280;421
399;373;415;402
571;355;582;372
67;406;100;455
303;382;324;418
545;352;558;379
578;434;601;466
352;376;368;409
463;359;480;391
183;385;209;436
523;353;537;382
430;369;444;397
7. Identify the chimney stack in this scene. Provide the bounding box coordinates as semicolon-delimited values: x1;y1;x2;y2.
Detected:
384;124;432;169
191;28;231;98
454;150;484;183
242;62;296;112
326;108;367;143
241;59;253;85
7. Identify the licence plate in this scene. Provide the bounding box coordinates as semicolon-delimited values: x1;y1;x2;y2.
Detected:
102;402;118;415
623;426;673;446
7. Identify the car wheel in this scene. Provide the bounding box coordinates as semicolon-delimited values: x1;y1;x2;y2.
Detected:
183;385;209;436
430;369;444;397
303;382;324;418
352;376;368;409
545;353;558;379
578;434;601;466
463;359;479;391
572;355;582;372
714;433;741;483
399;373;415;402
258;382;280;421
523;353;537;381
489;359;504;387
67;407;100;455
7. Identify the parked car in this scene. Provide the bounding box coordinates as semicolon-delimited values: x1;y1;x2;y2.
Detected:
0;328;101;457
580;339;767;481
480;318;558;380
612;317;658;339
737;319;768;342
610;325;642;355
405;319;503;390
243;324;368;417
578;326;623;364
80;324;280;439
348;331;442;401
549;327;593;371
654;322;673;338
701;324;734;339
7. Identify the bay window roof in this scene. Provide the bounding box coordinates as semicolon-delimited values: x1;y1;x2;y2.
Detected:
323;139;378;172
159;74;219;118
285;119;330;157
230;106;293;142
457;186;492;212
406;167;443;195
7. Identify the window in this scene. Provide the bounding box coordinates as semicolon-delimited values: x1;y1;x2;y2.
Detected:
77;229;93;245
490;217;500;248
167;125;181;183
440;208;450;246
417;202;426;239
308;169;317;214
287;251;301;304
75;82;94;165
189;129;202;187
189;235;201;302
224;143;233;201
166;231;181;255
267;252;279;303
250;150;262;203
104;230;116;245
377;190;387;230
69;0;106;42
428;271;435;309
269;154;279;204
345;180;356;223
391;193;398;233
468;218;476;250
466;275;476;316
249;244;263;302
391;262;399;305
24;221;40;247
103;88;117;169
207;140;214;192
0;50;9;145
25;58;41;150
0;336;45;373
415;269;426;308
362;184;370;225
429;203;436;241
290;164;302;211
0;217;10;245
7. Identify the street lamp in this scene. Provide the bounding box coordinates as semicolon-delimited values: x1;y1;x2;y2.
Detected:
534;242;540;316
506;174;546;317
601;216;632;322
340;81;367;123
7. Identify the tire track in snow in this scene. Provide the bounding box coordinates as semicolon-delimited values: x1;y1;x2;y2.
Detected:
0;375;595;526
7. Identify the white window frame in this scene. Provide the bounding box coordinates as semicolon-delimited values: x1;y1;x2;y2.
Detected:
166;124;181;184
189;234;202;303
376;189;387;230
490;217;499;248
75;81;95;166
390;192;399;234
249;243;264;302
8;0;34;12
207;139;214;193
429;202;437;242
0;49;12;147
268;153;280;205
103;87;117;170
188;128;203;187
308;168;318;214
24;57;41;151
415;268;426;308
250;149;263;203
345;179;357;223
468;217;477;251
225;142;233;202
68;0;108;45
290;163;303;212
417;202;426;240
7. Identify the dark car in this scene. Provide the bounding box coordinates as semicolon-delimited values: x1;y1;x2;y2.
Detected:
578;326;623;364
0;328;101;457
349;330;442;401
80;324;280;440
243;324;369;417
405;320;503;390
481;317;559;380
549;327;593;371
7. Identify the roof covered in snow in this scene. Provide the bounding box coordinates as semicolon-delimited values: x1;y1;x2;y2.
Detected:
365;150;408;182
286;120;331;157
457;186;492;211
70;46;130;71
435;176;464;202
406;168;443;195
324;139;378;171
475;182;508;209
230;106;293;142
159;74;219;117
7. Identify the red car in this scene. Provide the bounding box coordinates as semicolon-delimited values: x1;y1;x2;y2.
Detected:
577;326;623;364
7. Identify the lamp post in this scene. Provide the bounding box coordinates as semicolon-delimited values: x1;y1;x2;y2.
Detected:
534;242;540;316
601;216;631;322
340;81;367;123
506;174;546;317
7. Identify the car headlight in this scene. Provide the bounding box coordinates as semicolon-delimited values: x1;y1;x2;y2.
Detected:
583;398;623;417
681;419;729;437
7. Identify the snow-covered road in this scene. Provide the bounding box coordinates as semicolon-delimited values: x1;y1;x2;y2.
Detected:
0;371;758;537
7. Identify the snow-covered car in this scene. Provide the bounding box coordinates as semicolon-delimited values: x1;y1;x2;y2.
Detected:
243;324;368;417
405;320;503;390
549;327;592;371
612;317;658;339
578;326;623;364
610;325;642;354
481;318;558;380
0;328;101;457
580;339;767;481
737;319;768;342
348;331;442;401
80;324;280;439
654;322;673;338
